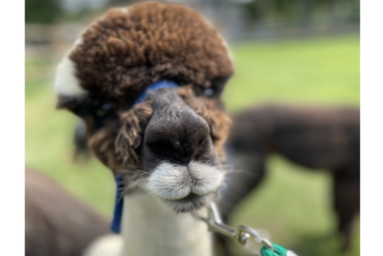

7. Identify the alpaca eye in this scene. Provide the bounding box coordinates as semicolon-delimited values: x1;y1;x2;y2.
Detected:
96;103;114;117
203;88;215;97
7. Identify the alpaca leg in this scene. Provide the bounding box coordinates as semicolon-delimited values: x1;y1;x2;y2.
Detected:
216;153;266;256
218;153;266;221
333;172;360;251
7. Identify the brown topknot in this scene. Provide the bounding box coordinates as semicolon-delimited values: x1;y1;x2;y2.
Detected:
69;2;233;105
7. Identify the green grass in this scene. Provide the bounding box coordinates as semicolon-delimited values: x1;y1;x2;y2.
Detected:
25;34;360;256
224;35;360;111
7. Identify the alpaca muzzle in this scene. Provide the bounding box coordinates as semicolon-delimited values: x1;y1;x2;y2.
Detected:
146;161;225;201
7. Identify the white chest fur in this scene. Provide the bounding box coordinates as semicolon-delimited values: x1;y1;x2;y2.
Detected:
121;193;212;256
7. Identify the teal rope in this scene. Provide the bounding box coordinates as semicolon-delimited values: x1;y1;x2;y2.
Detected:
260;243;288;256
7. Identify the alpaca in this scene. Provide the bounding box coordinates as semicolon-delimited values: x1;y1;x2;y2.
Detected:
54;2;233;256
217;104;360;252
25;168;112;256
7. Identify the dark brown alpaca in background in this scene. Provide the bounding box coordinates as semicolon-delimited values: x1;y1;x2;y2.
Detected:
25;168;111;256
217;104;360;253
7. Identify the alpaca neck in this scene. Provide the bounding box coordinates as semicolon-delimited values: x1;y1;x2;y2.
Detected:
121;193;212;256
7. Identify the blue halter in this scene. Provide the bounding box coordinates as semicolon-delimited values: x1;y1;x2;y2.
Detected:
110;80;180;233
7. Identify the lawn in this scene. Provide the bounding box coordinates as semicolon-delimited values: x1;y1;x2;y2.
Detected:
25;34;360;256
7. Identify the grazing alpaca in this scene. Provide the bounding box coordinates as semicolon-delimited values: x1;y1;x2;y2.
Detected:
25;168;112;256
217;104;360;252
55;2;233;256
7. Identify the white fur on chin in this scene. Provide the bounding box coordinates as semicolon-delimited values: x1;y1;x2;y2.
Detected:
189;161;225;196
146;162;192;200
145;161;225;200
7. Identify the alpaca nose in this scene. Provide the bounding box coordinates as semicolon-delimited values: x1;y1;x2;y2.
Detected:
144;109;210;165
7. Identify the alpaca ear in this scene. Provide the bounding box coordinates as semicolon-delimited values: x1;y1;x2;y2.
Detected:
115;101;153;166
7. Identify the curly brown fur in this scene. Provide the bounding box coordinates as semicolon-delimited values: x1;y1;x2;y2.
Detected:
87;120;124;172
116;100;153;167
70;2;233;103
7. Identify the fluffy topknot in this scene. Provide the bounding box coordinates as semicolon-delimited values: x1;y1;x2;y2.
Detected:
69;2;233;103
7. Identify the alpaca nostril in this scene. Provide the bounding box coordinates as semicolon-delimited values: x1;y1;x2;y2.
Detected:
177;155;192;165
145;118;210;164
147;139;174;153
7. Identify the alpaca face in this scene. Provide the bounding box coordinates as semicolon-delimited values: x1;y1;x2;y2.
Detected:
55;2;233;212
57;87;229;212
141;88;225;212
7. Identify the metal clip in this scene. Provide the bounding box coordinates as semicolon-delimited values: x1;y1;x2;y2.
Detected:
192;201;274;255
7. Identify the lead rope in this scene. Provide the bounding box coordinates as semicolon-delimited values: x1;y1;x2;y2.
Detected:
192;201;298;256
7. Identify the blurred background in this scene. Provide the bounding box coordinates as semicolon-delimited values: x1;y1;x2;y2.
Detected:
25;0;360;255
